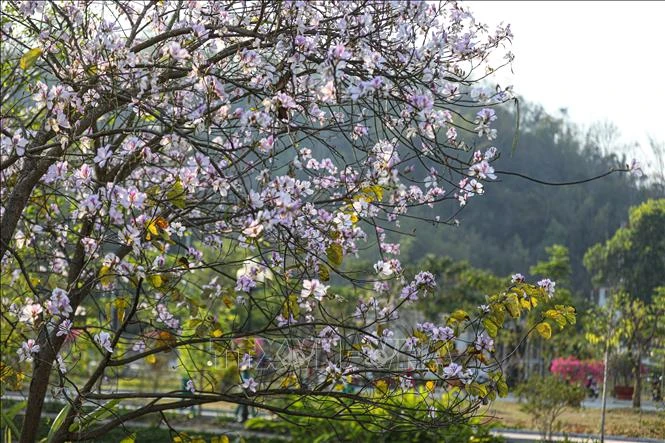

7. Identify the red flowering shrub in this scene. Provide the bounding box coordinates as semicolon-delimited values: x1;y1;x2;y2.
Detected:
550;356;604;384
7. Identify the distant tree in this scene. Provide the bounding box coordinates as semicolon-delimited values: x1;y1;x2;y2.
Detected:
401;102;652;294
585;291;665;408
584;199;665;302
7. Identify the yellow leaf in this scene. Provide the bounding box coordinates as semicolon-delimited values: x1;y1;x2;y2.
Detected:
482;318;499;338
220;436;230;443
326;243;343;267
375;379;388;393
222;295;233;308
20;48;42;70
449;309;469;322
536;322;552;340
212;329;223;338
154;216;169;229
425;380;436;392
146;355;157;364
115;298;128;323
146;220;159;241
149;274;163;288
504;294;521;318
318;264;330;281
99;266;113;287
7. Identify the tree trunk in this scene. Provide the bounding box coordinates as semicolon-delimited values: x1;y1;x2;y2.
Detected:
632;347;642;408
19;345;59;443
599;334;610;443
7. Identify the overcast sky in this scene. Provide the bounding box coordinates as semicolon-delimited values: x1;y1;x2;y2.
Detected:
467;1;664;173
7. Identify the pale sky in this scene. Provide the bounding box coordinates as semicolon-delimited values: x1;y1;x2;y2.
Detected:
467;1;665;175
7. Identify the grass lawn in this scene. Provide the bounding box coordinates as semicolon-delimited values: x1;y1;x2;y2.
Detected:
481;399;665;440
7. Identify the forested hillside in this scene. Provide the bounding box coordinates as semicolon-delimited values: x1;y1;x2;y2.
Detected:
398;100;662;294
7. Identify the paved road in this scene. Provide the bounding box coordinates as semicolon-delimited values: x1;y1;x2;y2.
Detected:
500;393;663;412
492;429;665;443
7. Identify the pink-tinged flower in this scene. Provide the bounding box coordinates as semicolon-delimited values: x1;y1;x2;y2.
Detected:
511;273;525;284
330;43;352;60
466;179;484;195
20;303;43;324
446;127;457;141
374;260;393;277
241;377;258;393
186;379;195;393
235;274;256;293
318;80;336;103
93;146;112;167
301;279;329;301
165;41;189;60
94;331;113;353
537;278;556;298
414;271;436;289
120;186;146;209
75;164;94;185
43;161;68;184
56;319;73;337
242;219;264;238
469;161;497;180
475;333;494;353
46;288;73;317
17;339;40;362
258;135;274;154
627;158;643;177
443;362;462;378
475;108;497;123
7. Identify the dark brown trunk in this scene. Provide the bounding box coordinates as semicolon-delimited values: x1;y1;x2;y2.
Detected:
19;333;65;443
632;347;642;408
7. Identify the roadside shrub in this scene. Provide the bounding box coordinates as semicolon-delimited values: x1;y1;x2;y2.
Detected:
516;375;585;442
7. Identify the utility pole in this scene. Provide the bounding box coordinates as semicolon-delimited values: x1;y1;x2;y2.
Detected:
599;295;615;443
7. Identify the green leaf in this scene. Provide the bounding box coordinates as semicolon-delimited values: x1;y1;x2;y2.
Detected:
166;179;186;209
536;322;552;340
68;399;121;432
47;404;71;443
20;48;42;70
467;381;488;398
497;378;509;397
0;400;25;437
326;243;343;267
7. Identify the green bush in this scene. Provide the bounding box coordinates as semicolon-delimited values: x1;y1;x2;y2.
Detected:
516;375;585;442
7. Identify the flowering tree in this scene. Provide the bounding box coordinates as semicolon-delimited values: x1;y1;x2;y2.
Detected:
0;1;618;441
